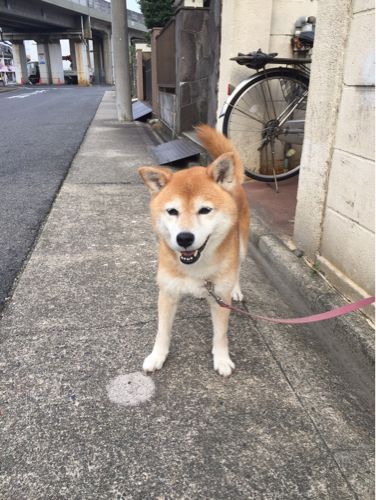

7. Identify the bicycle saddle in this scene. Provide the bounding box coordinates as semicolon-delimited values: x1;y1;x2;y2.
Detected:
236;49;278;69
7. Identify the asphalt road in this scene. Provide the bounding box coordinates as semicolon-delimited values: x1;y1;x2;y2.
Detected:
0;85;110;312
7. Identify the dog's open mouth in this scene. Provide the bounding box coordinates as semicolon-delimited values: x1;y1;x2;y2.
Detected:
179;237;209;265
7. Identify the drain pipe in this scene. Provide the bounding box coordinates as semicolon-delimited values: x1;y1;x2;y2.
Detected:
291;16;316;58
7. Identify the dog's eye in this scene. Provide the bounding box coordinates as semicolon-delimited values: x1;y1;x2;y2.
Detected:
167;208;178;216
198;207;212;215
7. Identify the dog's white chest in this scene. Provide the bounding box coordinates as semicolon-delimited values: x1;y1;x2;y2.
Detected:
158;270;208;299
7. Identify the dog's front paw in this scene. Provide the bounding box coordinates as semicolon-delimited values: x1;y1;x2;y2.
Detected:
143;351;167;373
214;356;235;378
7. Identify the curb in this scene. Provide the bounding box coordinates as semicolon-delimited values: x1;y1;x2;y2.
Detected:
0;86;22;93
150;122;171;144
249;214;375;378
147;121;213;166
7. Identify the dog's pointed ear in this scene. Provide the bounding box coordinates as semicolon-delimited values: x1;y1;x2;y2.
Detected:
207;153;236;191
138;167;173;195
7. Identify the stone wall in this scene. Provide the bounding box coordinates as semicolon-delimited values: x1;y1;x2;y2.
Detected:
175;4;220;133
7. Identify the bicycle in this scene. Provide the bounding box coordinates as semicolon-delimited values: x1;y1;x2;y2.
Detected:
220;50;311;186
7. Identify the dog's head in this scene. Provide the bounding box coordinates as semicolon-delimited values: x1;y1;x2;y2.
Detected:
139;153;238;265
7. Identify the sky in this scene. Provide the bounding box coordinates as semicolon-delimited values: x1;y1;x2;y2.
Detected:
105;0;141;13
126;0;141;13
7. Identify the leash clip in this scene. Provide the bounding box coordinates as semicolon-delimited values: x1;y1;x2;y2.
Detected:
204;279;228;307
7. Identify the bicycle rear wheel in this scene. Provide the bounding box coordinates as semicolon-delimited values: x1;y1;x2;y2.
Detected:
223;68;309;182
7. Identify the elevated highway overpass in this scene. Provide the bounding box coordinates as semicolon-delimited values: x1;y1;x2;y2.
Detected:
0;0;146;85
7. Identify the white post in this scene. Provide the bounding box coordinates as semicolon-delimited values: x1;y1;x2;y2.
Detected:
37;43;50;84
111;0;133;121
12;42;28;84
48;42;65;84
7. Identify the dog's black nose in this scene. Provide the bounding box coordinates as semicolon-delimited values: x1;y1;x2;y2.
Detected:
177;232;195;248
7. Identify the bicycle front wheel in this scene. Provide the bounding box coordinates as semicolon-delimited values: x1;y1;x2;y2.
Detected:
223;68;309;182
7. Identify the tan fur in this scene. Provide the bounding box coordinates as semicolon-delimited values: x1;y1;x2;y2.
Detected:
196;124;244;184
138;126;251;377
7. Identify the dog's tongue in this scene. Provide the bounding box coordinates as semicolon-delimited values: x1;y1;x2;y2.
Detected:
182;250;195;256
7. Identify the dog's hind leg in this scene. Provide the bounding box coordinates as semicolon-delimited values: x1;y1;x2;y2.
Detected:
231;239;246;301
231;270;244;302
209;295;235;377
143;290;180;373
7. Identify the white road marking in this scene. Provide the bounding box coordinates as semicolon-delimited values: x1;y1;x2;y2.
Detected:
8;90;50;99
107;372;155;406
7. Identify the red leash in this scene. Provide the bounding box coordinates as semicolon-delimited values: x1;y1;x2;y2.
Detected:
204;280;374;324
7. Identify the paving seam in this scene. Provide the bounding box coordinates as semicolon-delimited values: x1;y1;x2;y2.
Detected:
240;298;361;500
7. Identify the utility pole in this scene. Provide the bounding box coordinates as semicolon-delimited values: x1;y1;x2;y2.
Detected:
111;0;133;121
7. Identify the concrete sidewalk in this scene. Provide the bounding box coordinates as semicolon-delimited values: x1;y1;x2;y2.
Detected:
243;176;299;241
0;84;22;93
0;91;374;499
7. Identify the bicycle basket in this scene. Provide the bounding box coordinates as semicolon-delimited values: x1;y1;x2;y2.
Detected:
280;78;308;111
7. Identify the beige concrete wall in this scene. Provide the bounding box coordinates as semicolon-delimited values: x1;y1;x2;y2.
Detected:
294;0;375;319
217;0;272;129
217;0;317;128
270;0;318;56
135;43;151;53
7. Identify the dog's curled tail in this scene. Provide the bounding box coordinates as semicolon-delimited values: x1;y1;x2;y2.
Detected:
195;124;244;184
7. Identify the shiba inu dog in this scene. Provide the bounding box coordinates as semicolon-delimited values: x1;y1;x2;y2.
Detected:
138;125;250;377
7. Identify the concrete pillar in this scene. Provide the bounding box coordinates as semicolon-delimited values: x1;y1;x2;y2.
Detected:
136;49;143;101
48;42;65;84
69;39;77;71
111;0;133;121
37;43;51;84
93;37;103;83
103;33;113;85
12;42;28;84
294;0;353;262
75;41;91;86
151;27;162;116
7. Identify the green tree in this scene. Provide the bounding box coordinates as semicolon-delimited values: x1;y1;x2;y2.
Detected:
138;0;175;43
